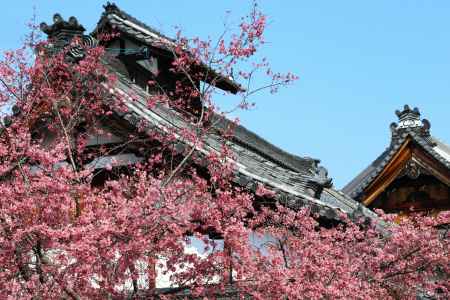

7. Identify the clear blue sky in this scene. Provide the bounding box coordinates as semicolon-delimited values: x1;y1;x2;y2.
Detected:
3;1;450;188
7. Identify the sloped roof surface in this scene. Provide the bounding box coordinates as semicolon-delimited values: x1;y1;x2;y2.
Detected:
211;115;319;174
104;57;321;189
433;138;450;162
101;56;377;221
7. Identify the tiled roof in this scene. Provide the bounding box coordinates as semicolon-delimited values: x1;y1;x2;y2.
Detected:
211;115;321;175
101;56;378;222
39;4;378;223
91;3;379;222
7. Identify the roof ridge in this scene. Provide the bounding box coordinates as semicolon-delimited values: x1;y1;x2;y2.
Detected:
210;114;321;175
102;2;174;42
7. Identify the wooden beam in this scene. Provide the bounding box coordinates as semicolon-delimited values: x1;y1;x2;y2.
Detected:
362;139;412;206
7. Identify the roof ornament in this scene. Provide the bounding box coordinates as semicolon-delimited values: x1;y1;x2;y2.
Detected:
40;14;85;40
305;163;333;198
103;2;120;13
40;14;98;62
395;105;422;129
390;105;433;146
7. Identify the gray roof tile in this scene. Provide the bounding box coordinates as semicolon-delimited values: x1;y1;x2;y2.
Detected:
100;57;376;221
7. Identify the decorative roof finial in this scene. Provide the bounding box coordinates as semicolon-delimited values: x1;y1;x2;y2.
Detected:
40;14;98;63
395;105;422;129
40;13;85;39
390;105;433;145
103;2;120;13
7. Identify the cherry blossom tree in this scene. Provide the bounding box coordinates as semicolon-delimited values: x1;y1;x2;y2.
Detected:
0;3;448;299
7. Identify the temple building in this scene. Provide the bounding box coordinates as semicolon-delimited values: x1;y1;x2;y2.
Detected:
33;4;389;294
343;105;450;214
36;3;448;247
20;2;448;297
38;2;377;224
